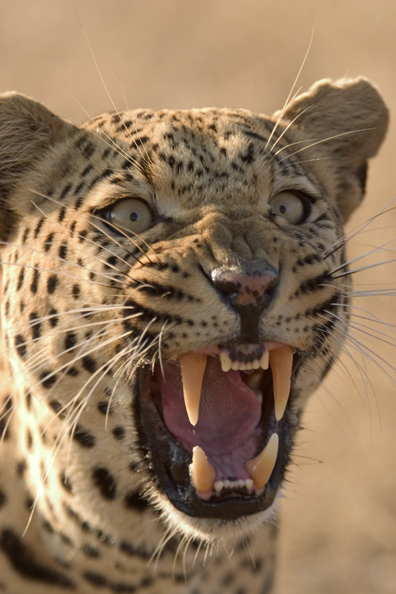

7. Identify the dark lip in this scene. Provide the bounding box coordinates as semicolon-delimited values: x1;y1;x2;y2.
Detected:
131;353;303;520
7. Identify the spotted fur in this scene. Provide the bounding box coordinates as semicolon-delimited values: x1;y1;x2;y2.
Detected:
0;78;388;593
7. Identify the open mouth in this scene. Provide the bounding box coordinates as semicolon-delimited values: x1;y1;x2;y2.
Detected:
135;343;296;520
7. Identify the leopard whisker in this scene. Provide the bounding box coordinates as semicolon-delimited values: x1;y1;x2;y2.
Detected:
323;197;396;259
265;26;314;152
78;21;158;178
330;258;396;279
327;237;396;276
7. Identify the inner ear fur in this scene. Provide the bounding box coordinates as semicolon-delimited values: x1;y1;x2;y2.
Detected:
0;92;78;238
277;78;389;222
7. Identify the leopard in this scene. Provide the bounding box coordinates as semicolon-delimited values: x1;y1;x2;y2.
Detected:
0;77;388;594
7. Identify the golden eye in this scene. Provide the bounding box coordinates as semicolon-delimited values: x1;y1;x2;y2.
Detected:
107;198;153;235
270;192;306;225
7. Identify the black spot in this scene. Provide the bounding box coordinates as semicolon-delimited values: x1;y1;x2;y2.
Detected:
25;391;32;411
26;430;33;450
112;426;125;440
124;490;148;512
82;143;96;159
59;244;68;260
15;334;27;359
33;217;45;238
22;228;30;243
25;497;34;511
106;255;118;267
82;164;93;177
72;425;96;448
49;308;59;327
44;233;55;252
16;460;26;478
60;472;73;493
88;168;113;190
72;284;80;299
83;572;107;587
82;356;96;374
60;183;72;200
66;367;79;377
64;504;93;534
59;533;73;547
17;267;25;291
119;540;151;560
49;399;64;416
74;182;85;198
30;269;40;293
79;230;88;243
97;401;112;416
65;332;77;351
29;312;41;340
42;520;54;534
58;207;66;223
0;529;75;587
81;544;100;558
222;572;235;587
47;275;58;294
92;467;117;500
40;372;57;389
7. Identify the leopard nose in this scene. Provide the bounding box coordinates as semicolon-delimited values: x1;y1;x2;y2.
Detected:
211;259;279;341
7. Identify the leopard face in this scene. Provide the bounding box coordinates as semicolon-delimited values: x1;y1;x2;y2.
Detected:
0;78;388;585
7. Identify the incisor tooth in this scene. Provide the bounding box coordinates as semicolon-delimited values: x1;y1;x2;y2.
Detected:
244;433;279;489
219;352;232;372
245;478;254;490
260;349;269;370
179;353;207;426
214;480;224;493
190;446;216;494
269;346;293;421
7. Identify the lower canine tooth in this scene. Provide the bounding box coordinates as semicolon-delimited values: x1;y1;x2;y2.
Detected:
190;446;216;494
179;353;207;426
269;346;293;421
244;433;279;488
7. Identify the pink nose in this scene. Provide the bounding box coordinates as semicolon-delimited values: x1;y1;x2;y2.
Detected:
211;260;279;312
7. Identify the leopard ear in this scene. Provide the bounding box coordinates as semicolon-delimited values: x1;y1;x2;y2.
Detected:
0;92;78;237
277;78;389;222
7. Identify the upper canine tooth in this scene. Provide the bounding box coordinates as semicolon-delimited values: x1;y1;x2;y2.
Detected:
260;350;269;370
179;353;207;426
219;352;232;372
190;446;216;493
269;346;293;421
244;433;279;488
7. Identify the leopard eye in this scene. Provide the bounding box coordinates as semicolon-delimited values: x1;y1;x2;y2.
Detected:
106;198;153;235
270;191;308;225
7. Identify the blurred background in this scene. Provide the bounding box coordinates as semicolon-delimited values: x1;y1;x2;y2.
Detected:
1;1;396;592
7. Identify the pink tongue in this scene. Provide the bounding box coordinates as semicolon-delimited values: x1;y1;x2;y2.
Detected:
155;357;261;454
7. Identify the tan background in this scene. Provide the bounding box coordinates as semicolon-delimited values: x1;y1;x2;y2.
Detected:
1;1;396;592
